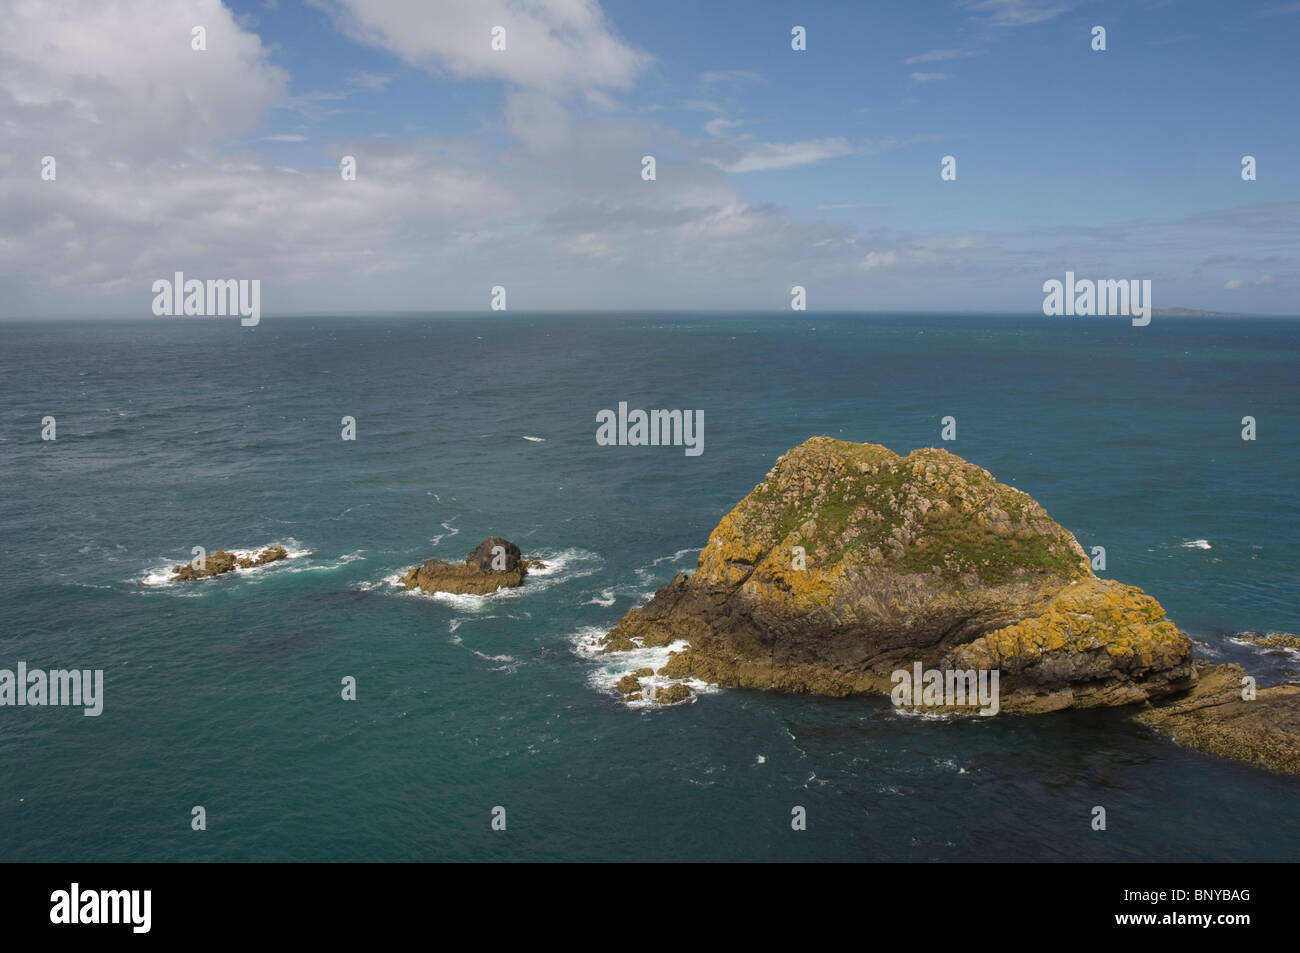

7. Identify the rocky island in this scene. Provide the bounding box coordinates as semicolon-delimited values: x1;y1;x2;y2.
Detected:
600;437;1300;773
171;544;288;580
400;536;544;596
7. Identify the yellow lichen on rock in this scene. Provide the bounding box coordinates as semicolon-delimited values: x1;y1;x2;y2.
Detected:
954;578;1187;669
600;436;1193;712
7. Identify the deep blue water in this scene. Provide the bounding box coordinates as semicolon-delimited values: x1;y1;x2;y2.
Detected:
1;312;1297;861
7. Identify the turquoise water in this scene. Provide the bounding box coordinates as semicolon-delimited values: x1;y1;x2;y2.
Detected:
1;312;1297;861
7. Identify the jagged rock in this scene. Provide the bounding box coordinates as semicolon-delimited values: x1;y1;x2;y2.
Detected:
1136;662;1300;774
400;536;531;596
655;683;691;704
616;673;643;695
1238;632;1300;650
466;536;522;573
600;437;1192;712
171;545;287;581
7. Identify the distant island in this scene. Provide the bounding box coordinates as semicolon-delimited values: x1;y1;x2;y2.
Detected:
1152;307;1255;317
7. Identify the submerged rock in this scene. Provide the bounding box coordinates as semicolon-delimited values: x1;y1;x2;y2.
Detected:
614;668;689;704
654;683;691;704
1136;662;1300;774
600;437;1192;712
1238;632;1300;650
400;536;539;596
171;545;287;581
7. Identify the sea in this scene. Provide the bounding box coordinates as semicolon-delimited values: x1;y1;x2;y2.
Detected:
1;312;1296;861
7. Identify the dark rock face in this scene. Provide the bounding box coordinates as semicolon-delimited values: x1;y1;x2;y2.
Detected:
1137;662;1300;774
465;536;522;573
400;536;535;596
602;437;1193;712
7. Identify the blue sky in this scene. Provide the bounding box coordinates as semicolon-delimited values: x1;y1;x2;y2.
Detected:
2;0;1298;315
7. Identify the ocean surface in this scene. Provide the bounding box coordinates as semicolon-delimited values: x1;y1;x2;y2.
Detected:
1;312;1297;862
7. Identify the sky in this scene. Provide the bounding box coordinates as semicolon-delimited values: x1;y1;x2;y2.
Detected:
1;0;1298;317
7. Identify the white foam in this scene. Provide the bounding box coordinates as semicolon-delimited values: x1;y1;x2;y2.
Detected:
1182;539;1212;550
585;588;617;607
281;550;365;573
373;571;409;591
1230;632;1300;655
934;758;969;774
471;649;520;673
426;590;488;610
631;548;695;584
430;520;460;547
1191;638;1223;658
650;547;698;567
568;625;613;659
889;706;959;721
576;632;718;709
522;435;545;442
139;541;309;588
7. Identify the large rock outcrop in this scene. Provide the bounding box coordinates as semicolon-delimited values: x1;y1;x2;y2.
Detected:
601;437;1193;712
400;536;541;596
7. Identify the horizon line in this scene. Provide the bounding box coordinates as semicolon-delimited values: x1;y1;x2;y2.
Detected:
2;308;1295;322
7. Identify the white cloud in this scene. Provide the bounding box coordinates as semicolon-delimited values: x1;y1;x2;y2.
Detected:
700;70;761;88
706;138;855;173
904;48;985;64
909;72;953;83
4;1;1292;316
345;69;392;92
313;0;649;93
0;0;287;161
1224;278;1243;289
858;250;898;270
0;2;869;315
961;0;1074;27
703;117;746;138
915;235;983;252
